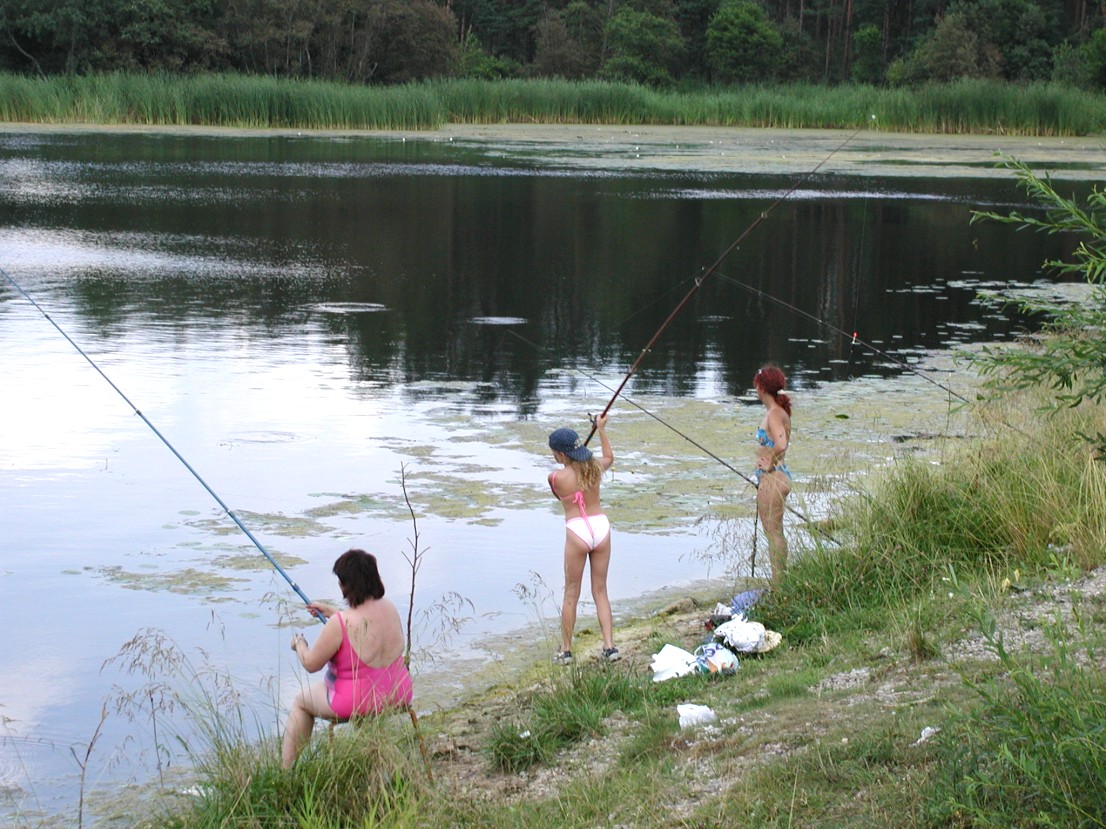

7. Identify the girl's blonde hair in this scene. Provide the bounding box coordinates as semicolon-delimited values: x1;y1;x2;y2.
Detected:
572;457;604;491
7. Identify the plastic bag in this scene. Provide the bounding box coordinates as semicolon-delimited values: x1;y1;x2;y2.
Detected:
650;644;699;682
693;642;739;674
730;589;764;616
677;703;718;728
714;618;767;653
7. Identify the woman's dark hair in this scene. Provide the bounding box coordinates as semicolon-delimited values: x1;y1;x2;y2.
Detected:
754;365;792;416
332;548;385;605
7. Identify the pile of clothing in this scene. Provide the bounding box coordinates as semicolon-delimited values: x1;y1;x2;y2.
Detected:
650;590;781;683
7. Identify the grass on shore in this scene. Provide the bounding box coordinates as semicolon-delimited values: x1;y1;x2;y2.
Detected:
0;73;1104;135
103;383;1106;829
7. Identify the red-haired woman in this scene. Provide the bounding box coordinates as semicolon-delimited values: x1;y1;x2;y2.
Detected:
753;365;792;586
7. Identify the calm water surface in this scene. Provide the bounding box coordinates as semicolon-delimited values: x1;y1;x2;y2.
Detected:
0;128;1094;824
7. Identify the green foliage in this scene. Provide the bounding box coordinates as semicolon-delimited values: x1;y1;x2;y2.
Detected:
927;606;1106;827
0;0;1098;90
0;0;226;75
947;0;1059;81
600;7;685;86
970;158;1106;457
530;15;578;80
0;71;448;128
775;16;821;83
1052;40;1092;88
892;11;1002;85
460;33;518;80
674;0;722;82
486;664;648;772
851;24;884;85
1086;28;1106;89
890;0;1062;86
371;0;460;84
705;0;784;85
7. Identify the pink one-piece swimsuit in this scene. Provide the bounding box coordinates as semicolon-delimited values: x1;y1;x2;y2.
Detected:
324;612;413;719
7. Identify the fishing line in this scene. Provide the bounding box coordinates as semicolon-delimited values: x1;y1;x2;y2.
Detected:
504;327;838;543
845;179;872;380
583;123;869;445
2;266;325;623
712;268;972;403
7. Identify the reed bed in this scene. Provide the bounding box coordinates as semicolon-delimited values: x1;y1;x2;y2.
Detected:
0;72;445;129
0;73;1103;135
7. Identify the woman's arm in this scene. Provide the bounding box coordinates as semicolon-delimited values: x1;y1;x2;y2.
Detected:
291;613;342;673
766;408;789;465
306;601;337;619
595;413;614;471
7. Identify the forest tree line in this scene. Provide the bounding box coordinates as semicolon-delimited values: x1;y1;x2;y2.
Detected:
2;0;1105;90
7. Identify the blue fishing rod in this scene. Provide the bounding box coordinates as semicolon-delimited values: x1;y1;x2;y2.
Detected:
2;265;325;624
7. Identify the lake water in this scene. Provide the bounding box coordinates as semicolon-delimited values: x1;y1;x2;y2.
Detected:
0;126;1099;825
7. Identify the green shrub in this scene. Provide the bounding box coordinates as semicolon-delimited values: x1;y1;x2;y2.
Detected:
927;608;1106;827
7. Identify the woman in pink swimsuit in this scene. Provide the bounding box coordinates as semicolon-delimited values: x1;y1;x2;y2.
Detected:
548;413;618;664
283;548;414;768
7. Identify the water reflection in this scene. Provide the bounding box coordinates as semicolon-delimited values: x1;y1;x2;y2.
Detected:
2;129;1080;411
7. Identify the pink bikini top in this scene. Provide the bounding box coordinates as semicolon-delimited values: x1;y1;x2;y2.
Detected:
549;469;588;514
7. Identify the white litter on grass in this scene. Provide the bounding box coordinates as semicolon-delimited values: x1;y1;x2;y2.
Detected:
913;726;940;746
651;644;699;682
677;703;718;729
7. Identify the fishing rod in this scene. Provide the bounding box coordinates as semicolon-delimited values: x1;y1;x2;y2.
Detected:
504;328;839;544
583;123;868;446
2;266;325;624
713;269;972;404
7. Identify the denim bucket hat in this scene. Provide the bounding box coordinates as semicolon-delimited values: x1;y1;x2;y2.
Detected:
548;427;592;462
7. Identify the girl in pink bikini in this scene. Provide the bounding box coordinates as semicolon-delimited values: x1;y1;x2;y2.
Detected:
548;413;618;664
283;548;414;768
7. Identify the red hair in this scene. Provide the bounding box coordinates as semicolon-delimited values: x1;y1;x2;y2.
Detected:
754;365;791;416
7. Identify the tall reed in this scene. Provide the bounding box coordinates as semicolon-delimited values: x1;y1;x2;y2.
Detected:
0;73;1102;134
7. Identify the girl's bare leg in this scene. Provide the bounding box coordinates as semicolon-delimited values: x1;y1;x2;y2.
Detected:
757;474;791;586
561;533;589;653
588;536;614;650
282;681;337;768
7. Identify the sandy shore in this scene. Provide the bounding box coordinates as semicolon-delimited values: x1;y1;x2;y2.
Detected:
4;121;1105;179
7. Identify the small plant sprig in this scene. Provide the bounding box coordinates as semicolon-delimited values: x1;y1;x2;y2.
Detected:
398;463;422;671
72;704;108;829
